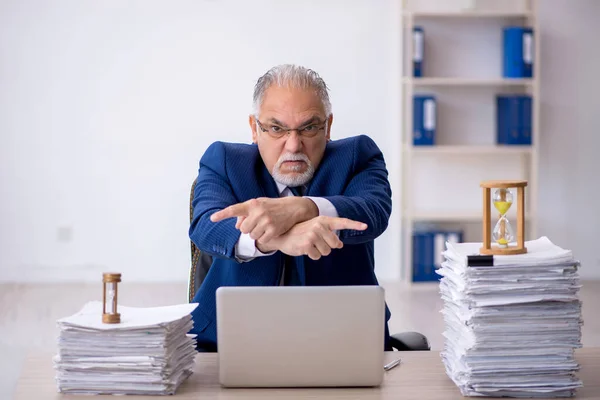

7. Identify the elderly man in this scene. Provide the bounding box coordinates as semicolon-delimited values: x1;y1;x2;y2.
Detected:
189;64;393;352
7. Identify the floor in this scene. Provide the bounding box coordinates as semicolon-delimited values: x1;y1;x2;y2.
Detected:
2;281;599;398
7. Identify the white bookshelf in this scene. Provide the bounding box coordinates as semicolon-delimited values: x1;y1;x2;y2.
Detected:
400;0;540;283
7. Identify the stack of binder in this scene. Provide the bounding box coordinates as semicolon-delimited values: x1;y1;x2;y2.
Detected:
438;237;583;397
54;301;198;395
497;94;532;145
412;229;462;282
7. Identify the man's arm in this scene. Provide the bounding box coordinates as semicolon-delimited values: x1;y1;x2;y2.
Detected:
322;135;392;245
234;197;336;262
256;216;367;260
189;142;245;260
235;233;275;261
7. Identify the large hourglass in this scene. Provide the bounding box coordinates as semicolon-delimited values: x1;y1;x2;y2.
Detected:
480;180;527;255
492;188;514;246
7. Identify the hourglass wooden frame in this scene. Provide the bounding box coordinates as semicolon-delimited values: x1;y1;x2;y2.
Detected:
102;272;122;324
480;180;527;255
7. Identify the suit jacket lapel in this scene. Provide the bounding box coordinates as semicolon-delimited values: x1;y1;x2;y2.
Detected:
258;162;280;199
304;144;333;197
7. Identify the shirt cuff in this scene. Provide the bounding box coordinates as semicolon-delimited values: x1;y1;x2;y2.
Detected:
304;196;340;236
234;232;275;262
304;196;339;218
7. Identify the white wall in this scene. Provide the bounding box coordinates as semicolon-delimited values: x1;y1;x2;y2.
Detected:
537;0;600;279
0;0;402;282
1;0;599;283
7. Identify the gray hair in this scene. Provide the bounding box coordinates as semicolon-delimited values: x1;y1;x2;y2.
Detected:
252;64;332;117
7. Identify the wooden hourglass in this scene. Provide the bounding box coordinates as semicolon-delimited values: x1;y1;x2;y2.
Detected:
102;273;121;324
480;180;527;255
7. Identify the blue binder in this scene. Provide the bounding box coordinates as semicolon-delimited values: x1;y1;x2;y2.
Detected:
412;232;423;282
497;95;519;145
412;229;463;282
503;27;534;78
433;231;445;274
522;27;534;78
413;95;436;146
413;27;424;77
413;232;434;282
444;230;463;246
518;95;532;145
422;232;434;280
497;95;532;145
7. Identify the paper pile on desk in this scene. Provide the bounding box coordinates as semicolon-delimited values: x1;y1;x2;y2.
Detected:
438;237;583;398
53;301;198;395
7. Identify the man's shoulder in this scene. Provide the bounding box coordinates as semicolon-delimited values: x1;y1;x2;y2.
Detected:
329;134;378;149
205;141;258;154
201;141;259;162
327;134;381;157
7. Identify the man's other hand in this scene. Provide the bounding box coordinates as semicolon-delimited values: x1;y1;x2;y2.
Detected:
210;197;318;242
259;216;368;260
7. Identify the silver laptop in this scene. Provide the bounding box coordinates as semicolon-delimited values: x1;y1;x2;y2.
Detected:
216;285;386;388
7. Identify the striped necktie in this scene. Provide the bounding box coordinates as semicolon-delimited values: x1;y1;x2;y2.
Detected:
289;185;304;196
283;185;303;285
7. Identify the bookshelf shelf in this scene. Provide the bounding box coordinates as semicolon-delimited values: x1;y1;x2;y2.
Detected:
409;210;534;222
408;145;533;155
410;211;482;222
400;0;540;284
403;11;532;19
404;77;534;87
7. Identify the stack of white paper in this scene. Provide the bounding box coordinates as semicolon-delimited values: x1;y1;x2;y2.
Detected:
54;301;198;395
438;236;583;398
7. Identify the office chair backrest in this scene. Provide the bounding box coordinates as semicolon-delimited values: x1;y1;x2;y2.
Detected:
188;177;213;303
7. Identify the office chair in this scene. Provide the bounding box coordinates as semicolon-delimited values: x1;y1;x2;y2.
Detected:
188;178;431;352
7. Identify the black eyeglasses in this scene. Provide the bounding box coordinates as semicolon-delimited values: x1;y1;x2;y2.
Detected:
256;119;327;139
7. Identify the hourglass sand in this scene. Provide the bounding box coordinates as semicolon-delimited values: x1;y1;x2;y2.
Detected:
480;180;527;255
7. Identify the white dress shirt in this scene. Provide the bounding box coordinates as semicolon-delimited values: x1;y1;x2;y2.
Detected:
234;182;339;262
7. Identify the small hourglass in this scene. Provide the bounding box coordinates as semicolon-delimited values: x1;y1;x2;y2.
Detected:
480;180;527;255
102;273;121;324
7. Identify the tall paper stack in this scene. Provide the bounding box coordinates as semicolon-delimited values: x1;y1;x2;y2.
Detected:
438;237;583;398
54;301;198;395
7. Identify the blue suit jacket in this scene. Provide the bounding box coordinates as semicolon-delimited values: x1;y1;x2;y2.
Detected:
189;134;393;349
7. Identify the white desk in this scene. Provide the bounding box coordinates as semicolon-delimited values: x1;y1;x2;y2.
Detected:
14;348;600;399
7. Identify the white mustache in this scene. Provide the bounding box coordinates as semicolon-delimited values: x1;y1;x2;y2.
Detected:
277;153;309;163
272;152;315;187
